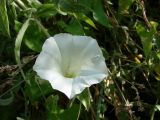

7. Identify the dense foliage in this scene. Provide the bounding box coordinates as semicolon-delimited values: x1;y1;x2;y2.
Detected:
0;0;160;119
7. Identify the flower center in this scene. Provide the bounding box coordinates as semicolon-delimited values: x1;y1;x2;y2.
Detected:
62;63;78;78
64;72;76;78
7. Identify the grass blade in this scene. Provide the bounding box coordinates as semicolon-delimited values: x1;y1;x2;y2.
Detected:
15;19;30;80
0;0;10;37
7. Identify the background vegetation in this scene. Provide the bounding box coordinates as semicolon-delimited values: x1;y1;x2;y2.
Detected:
0;0;160;119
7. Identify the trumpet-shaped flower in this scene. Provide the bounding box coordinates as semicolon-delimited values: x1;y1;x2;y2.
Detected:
33;33;108;99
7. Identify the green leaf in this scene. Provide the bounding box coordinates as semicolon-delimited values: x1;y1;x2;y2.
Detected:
23;20;46;52
60;104;81;120
136;23;156;57
0;0;10;37
77;89;91;111
25;72;53;102
157;52;160;60
45;95;81;120
46;95;60;113
58;18;84;35
92;0;111;28
156;105;160;111
36;4;57;18
101;48;109;60
14;20;22;32
78;0;92;9
155;35;160;49
0;92;14;106
7;2;17;26
15;19;49;52
58;0;90;14
118;0;134;13
75;13;97;29
154;64;160;81
45;95;63;120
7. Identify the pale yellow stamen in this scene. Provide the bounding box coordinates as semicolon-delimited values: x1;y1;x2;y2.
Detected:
64;72;76;78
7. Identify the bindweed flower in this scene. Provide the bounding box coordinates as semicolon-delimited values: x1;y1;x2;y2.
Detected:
33;33;108;99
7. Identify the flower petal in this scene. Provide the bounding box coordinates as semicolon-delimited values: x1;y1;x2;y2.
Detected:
80;54;108;76
33;37;62;73
72;35;107;73
72;35;101;60
54;34;107;74
53;33;76;74
70;72;106;98
35;69;73;98
33;33;108;99
68;35;107;98
75;35;108;77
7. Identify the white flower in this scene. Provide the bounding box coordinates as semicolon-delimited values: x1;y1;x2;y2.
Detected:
33;33;108;99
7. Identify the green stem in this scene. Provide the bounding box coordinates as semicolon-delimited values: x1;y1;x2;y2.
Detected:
150;99;159;120
69;96;76;108
34;19;51;37
0;80;25;98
